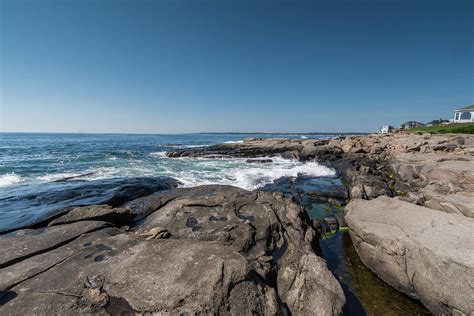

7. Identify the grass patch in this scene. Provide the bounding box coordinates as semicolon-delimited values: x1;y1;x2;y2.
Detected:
403;123;474;134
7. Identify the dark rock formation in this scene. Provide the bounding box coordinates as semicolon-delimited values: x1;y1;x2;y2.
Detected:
246;158;273;163
47;205;133;227
167;138;333;161
0;177;181;234
0;185;345;315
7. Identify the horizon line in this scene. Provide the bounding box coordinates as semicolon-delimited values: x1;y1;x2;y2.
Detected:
0;131;370;136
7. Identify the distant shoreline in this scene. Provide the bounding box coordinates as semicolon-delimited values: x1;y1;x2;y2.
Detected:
0;131;370;136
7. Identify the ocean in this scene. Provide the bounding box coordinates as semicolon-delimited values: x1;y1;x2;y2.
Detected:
0;132;337;232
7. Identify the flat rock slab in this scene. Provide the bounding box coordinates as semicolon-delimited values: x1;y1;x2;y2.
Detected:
0;235;281;315
345;196;474;315
48;205;133;227
0;221;110;268
0;227;120;292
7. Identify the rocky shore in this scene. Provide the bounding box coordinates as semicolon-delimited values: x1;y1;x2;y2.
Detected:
168;132;474;315
0;185;345;315
1;132;473;315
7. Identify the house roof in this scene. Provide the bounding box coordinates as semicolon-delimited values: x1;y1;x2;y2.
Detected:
401;121;424;125
454;105;474;111
426;119;446;125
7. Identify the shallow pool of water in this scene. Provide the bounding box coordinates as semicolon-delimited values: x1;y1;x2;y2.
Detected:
319;231;430;315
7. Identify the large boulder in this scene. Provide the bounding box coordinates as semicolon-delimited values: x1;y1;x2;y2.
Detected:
345;196;474;315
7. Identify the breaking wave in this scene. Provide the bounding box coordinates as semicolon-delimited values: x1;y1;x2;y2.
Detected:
0;173;23;188
158;156;336;190
0;156;335;191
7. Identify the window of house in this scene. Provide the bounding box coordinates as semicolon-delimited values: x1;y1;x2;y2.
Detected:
460;111;472;120
455;112;460;120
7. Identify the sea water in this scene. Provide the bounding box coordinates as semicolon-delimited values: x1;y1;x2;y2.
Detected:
0;133;337;189
0;132;338;230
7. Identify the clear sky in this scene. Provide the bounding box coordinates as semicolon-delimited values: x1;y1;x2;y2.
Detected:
1;0;473;133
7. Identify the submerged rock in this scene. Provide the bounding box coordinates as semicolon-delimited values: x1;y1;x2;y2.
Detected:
246;158;273;163
345;196;474;315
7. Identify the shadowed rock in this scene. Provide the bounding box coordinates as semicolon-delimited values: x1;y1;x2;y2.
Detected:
48;205;133;227
0;177;180;234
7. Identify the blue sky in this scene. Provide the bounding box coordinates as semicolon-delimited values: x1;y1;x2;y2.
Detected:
1;0;472;133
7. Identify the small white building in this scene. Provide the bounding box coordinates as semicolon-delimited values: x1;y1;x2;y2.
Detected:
453;105;474;123
380;125;394;134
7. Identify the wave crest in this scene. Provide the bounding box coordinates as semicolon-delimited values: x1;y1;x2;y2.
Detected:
0;173;23;188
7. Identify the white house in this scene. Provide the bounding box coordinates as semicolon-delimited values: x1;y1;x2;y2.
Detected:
380;125;394;134
453;105;474;123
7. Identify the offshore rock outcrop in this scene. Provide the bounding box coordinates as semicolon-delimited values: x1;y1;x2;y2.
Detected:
0;185;345;315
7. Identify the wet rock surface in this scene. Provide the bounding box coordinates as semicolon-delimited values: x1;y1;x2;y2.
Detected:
0;177;180;233
0;185;345;315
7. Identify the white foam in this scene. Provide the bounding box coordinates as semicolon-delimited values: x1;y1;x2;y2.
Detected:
223;140;244;144
37;172;85;182
1;155;336;192
167;144;211;148
300;136;308;139
183;144;211;148
170;156;336;190
150;151;167;158
0;173;23;187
